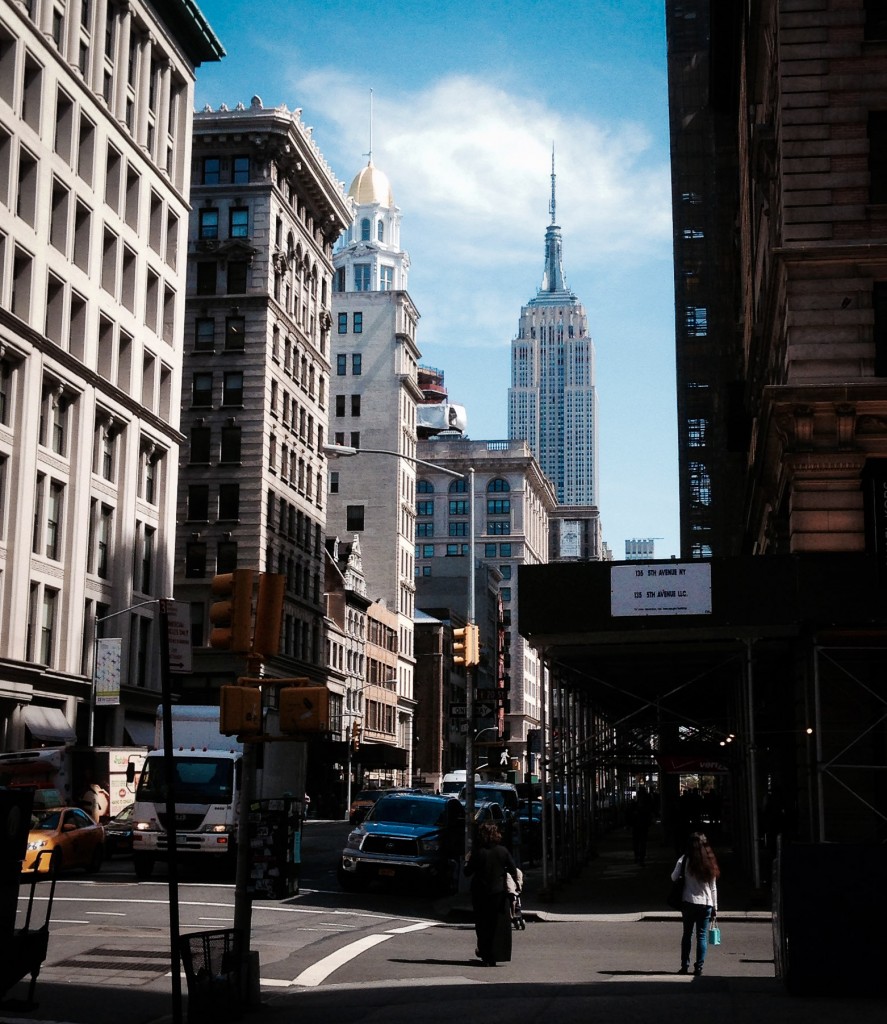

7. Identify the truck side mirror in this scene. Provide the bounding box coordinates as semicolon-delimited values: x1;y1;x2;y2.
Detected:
126;762;136;784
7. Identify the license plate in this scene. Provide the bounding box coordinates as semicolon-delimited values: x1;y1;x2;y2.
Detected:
378;868;396;877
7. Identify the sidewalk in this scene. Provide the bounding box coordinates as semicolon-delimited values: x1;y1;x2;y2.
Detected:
440;823;772;923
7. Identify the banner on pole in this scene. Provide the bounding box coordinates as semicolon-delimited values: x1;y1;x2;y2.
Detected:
95;637;122;706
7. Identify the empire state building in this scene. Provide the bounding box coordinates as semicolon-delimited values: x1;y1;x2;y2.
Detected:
508;159;598;507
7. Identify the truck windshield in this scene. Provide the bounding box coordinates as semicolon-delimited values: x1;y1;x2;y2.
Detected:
136;756;234;804
368;797;446;827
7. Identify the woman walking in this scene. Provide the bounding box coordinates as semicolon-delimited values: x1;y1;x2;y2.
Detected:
464;822;520;967
671;831;719;975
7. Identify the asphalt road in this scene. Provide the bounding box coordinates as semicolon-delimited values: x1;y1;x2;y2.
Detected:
3;820;884;1024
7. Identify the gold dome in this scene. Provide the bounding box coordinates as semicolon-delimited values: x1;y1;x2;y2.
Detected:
347;161;394;206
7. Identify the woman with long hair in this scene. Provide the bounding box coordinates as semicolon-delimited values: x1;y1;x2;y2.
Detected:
464;821;519;967
671;831;720;975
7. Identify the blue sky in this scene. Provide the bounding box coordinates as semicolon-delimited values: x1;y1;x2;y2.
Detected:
193;0;680;559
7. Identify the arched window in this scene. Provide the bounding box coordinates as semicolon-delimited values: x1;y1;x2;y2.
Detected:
448;478;467;494
487;478;510;493
360;218;371;241
377;219;384;242
417;479;434;493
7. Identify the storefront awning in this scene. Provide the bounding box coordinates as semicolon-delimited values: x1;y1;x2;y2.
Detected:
23;705;76;744
354;743;408;769
124;719;156;747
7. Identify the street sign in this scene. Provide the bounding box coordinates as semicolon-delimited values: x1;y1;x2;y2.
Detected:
450;704;467;718
474;688;501;700
474;702;495;718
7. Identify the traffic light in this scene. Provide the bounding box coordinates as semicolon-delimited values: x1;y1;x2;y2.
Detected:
279;685;329;734
209;568;254;652
453;626;468;666
252;572;285;659
466;624;480;667
351;720;361;751
220;684;262;736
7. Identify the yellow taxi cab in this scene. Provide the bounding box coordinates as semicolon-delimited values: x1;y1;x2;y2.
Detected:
23;806;105;874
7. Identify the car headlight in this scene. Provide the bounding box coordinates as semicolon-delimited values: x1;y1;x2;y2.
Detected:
419;836;441;853
345;829;364;849
203;824;228;833
27;839;49;851
134;821;152;831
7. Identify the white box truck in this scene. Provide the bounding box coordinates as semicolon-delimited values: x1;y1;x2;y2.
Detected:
130;705;304;879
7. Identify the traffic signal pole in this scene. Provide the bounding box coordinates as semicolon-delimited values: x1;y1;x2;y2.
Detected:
465;467;476;859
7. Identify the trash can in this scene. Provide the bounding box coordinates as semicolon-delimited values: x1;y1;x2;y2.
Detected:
179;929;243;1024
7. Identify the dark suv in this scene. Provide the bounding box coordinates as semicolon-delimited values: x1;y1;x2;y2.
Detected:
338;792;465;893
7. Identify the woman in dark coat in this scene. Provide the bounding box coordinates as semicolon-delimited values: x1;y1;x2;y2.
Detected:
464;822;519;967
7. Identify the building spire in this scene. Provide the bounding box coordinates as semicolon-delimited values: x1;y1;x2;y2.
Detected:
539;143;568;295
550;143;556;225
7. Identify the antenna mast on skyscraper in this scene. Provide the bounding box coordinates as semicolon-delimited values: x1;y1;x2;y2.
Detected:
550;143;557;225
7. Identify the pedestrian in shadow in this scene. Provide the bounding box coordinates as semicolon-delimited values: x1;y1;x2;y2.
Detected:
464;821;519;967
671;831;720;976
630;785;654;866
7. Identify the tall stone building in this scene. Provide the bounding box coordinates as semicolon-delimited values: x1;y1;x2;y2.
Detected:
0;0;222;749
415;437;557;768
176;99;351;695
508;157;599;507
327;157;422;775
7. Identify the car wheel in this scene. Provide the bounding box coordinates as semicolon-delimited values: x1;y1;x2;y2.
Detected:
86;844;104;874
134;853;155;879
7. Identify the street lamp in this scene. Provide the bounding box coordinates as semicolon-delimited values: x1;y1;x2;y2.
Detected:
325;442;479;853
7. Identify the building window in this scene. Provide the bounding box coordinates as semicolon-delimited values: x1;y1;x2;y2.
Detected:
198;208;219;239
353;312;363;334
687;417;708;447
225;316;245;350
223;371;244;405
220;424;242;462
141;527;155;594
346;505;365;531
487;498;511;515
499;564;512;580
195;317;215;351
190;425;211;463
227;261;248;293
499;543;512;557
449;500;469;515
417;479;434;494
192;372;213;406
329;471;339;494
0;360;12;425
417;500;434;517
869;112;887;204
229;207;249;238
488;478;510;492
349;431;360;447
874;281;887;376
185;541;207;578
46;480;64;559
487;520;511;535
218;482;240;520
351;395;361;416
484;543;497;557
217;539;238;574
338;312;348;334
446;543;468;556
352;354;362;375
336;354;347;375
354;264;371;291
196;262;217;295
416;522;434;538
97;504;113;578
187;485;209;521
449;478;467;494
688;461;712;506
360;218;371;241
232;156;250;183
202;157;220;184
448;522;468;537
380;266;393;290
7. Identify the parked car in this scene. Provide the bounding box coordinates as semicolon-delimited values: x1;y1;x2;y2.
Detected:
104;803;134;857
517;799;544;862
23;806;105;874
339;792;465;893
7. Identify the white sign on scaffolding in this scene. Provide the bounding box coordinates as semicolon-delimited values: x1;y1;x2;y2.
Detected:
610;562;712;617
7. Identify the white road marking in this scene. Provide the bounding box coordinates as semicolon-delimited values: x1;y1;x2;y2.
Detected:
85;911;126;916
289;921;436;988
291;934;393;987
